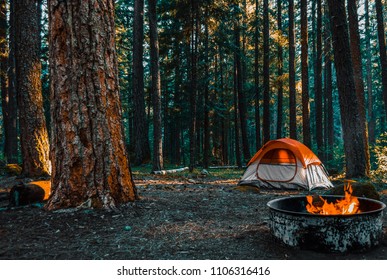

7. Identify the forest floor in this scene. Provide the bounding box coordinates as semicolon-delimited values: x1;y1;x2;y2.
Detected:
0;167;387;260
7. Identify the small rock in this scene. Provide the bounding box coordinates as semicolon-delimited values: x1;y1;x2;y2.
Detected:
124;225;132;231
201;169;210;176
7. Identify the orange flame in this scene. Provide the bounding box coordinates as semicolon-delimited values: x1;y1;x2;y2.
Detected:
306;182;361;215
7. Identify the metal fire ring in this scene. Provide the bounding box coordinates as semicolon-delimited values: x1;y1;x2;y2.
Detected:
267;195;386;253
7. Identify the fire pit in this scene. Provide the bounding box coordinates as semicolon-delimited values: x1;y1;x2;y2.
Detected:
267;195;386;253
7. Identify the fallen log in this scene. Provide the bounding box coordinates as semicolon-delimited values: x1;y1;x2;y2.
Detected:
152;167;189;175
208;165;246;169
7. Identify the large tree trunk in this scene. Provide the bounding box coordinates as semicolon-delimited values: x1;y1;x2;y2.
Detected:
301;0;311;147
148;0;163;172
288;0;297;140
263;0;270;143
132;0;150;165
375;0;387;122
327;0;367;178
347;0;370;176
15;0;50;177
277;0;283;139
46;0;137;210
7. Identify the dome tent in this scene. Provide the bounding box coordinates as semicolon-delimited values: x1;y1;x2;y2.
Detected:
238;138;333;190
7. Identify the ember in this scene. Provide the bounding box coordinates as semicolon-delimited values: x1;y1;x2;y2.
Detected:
306;182;360;215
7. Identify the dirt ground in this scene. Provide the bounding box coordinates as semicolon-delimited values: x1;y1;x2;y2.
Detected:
0;173;387;260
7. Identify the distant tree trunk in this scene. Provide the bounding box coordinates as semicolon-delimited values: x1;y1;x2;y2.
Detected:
263;0;270;143
277;0;283;139
1;0;18;164
15;1;50;177
234;6;250;161
203;7;210;169
288;0;297;140
375;0;387;121
365;0;375;144
5;0;18;164
148;0;163;172
254;0;261;149
173;44;182;165
315;0;323;158
133;0;150;165
234;56;242;168
327;0;367;178
301;0;311;147
324;10;334;162
189;0;199;172
46;0;137;210
347;0;370;176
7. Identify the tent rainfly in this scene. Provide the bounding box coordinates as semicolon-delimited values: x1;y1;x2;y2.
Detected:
238;138;334;190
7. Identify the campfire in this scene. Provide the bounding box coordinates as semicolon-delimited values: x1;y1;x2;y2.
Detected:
306;182;360;215
266;186;386;253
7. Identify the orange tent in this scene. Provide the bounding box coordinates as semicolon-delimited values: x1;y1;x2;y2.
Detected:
239;138;333;190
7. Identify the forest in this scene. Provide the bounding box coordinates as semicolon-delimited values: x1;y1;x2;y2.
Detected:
1;0;387;261
1;0;387;203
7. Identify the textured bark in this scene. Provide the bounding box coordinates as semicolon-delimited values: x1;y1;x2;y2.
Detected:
288;0;297;140
132;0;150;165
277;0;283;139
5;0;18;164
375;0;387;121
148;0;163;172
327;0;367;178
234;12;250;160
254;0;261;150
315;0;323;158
263;0;270;143
1;0;18;164
323;10;334;162
347;0;370;176
233;56;242;168
203;7;210;169
189;0;198;172
365;0;375;144
301;0;311;147
15;1;50;177
46;0;137;210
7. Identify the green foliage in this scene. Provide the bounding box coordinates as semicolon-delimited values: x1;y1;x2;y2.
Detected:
371;132;387;180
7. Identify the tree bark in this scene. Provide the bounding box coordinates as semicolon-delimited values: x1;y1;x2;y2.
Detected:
148;0;163;172
375;0;387;122
133;0;150;165
46;0;137;210
189;0;198;172
347;0;370;176
365;0;375;144
15;0;50;177
323;7;334;162
288;0;297;140
254;0;261;150
315;0;323;158
277;0;283;139
1;0;18;164
327;0;367;178
203;6;210;169
263;0;270;143
301;0;311;147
